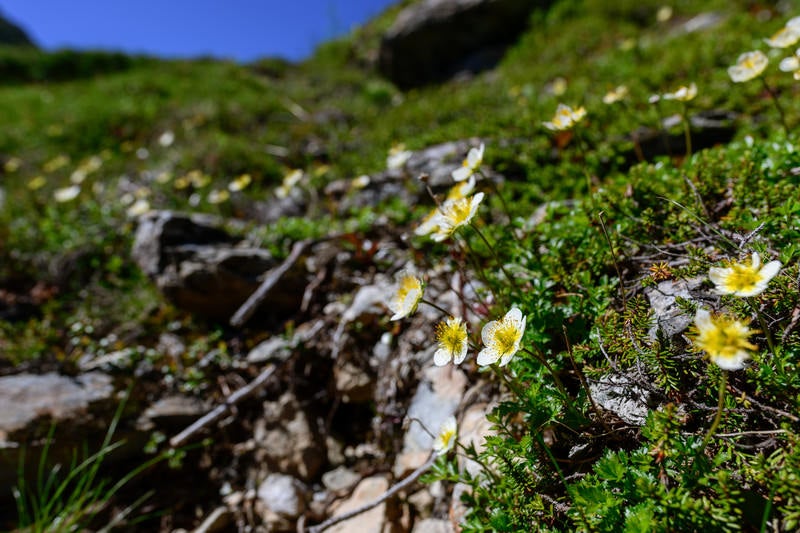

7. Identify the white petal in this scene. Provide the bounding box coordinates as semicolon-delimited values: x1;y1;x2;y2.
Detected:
708;266;729;288
780;56;800;72
750;252;761;270
476;348;498;366
505;307;523;324
712;351;749;371
760;260;782;282
452;343;468;364
481;320;498;346
433;348;451;366
694;308;712;330
451;166;472;182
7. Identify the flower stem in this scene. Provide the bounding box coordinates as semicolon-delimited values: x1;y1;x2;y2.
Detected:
681;102;692;159
698;370;728;455
522;347;569;403
480;170;514;224
491;364;527;401
469;222;517;289
761;77;790;136
751;299;777;356
421;298;451;317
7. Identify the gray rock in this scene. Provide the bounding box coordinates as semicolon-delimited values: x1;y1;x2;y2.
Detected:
379;0;544;88
335;139;494;212
644;276;708;342
0;372;115;439
395;366;467;477
257;473;308;518
413;518;455;533
137;395;207;431
327;475;391;533
589;375;652;426
132;210;305;322
0;372;118;491
322;465;361;493
255;392;326;480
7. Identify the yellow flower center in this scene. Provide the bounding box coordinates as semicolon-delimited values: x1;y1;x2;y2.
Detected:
723;263;762;293
397;275;420;300
697;316;756;359
492;320;521;357
437;320;466;355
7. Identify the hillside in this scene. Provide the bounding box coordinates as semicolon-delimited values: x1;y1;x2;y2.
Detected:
3;0;800;530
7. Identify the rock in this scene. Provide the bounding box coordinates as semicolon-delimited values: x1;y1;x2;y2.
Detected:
589;374;652;426
395;366;468;477
0;372;115;440
322;465;361;493
246;336;293;364
334;360;375;403
413;518;455;533
254;392;326;480
0;372;118;491
327;475;392;533
137;395;207;431
334;139;496;213
257;473;308;518
378;0;543;89
644;276;708;342
132;210;305;322
457;402;495;477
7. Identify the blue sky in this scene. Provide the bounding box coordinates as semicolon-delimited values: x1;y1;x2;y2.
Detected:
0;1;398;62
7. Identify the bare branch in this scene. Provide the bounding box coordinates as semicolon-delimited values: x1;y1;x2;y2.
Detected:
170;363;279;448
305;453;438;533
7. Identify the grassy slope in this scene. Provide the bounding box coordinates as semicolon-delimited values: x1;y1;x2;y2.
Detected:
3;0;800;529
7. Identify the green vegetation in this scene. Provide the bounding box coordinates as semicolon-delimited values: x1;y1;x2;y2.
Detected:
4;0;800;529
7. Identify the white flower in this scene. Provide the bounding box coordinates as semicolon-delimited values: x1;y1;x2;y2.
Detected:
430;192;484;242
276;169;303;199
207;189;230;204
388;270;423;321
765;26;800;48
779;49;800;80
433;416;458;454
602;85;628;105
662;83;698;102
53;185;81;202
477;307;526;367
728;51;769;83
228;174;252;192
452;143;485;182
126;199;151;217
708;252;781;297
692;308;756;371
543;103;586;131
433;317;469;366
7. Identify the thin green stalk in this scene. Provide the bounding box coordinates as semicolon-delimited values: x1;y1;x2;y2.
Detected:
468;222;517;289
752;299;777;356
421;298;451;317
522;347;570;406
479;170;514;224
761;77;790;136
492;364;528;401
681;102;692;159
598;211;627;311
698;371;728;454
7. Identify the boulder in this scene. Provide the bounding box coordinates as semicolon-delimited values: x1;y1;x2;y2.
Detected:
132;211;305;322
378;0;544;88
0;372;118;491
